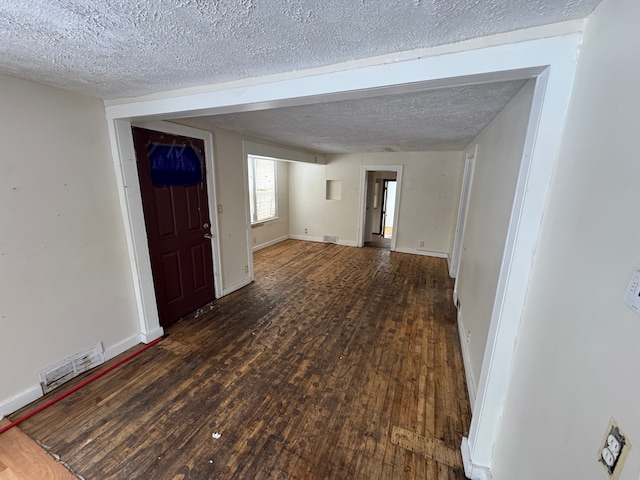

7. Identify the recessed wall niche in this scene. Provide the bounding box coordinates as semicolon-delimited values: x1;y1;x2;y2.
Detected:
326;180;342;200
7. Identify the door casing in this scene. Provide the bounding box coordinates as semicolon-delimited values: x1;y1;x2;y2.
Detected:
110;120;222;342
357;165;403;251
132;126;217;326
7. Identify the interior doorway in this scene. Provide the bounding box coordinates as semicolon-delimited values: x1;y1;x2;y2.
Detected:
380;179;397;239
359;166;402;250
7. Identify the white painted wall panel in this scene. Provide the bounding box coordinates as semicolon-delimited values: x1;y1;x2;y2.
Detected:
0;75;139;411
288;162;326;242
288;151;463;253
455;80;535;392
492;0;640;477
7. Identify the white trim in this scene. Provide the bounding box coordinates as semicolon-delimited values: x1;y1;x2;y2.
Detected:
104;20;584;112
394;247;448;259
243;141;324;164
358;165;403;251
104;333;143;360
461;437;492;480
107;118;161;339
287;235;356;247
337;239;358;247
104;43;552;123
450;146;477;278
138;327;164;345
457;312;477;408
106;120;223;341
288;235;324;243
0;332;159;417
240;142;255;283
253;235;289;252
0;386;42;417
221;277;253;296
468;44;579;468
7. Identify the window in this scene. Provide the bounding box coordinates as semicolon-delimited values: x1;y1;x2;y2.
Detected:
247;155;277;223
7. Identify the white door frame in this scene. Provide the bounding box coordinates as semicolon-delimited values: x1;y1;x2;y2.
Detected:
105;30;582;479
357;165;403;250
106;120;223;342
450;145;477;279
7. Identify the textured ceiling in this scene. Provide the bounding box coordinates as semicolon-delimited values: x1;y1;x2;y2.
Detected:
194;80;528;153
0;0;600;99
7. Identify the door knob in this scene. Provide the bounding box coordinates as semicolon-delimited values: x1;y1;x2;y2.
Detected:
204;233;213;239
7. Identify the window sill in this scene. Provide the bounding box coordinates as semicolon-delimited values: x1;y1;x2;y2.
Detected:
251;217;279;228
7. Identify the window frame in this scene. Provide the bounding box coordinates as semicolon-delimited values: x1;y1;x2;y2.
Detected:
247;154;278;225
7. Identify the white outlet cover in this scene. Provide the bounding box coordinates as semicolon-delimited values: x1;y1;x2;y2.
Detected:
624;271;640;314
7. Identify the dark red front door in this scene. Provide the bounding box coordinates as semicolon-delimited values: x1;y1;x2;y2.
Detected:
132;127;215;326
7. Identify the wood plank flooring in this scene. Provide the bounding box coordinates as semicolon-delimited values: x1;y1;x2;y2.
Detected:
11;240;470;479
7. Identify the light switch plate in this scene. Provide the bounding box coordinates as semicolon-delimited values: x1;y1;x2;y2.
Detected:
624;271;640;314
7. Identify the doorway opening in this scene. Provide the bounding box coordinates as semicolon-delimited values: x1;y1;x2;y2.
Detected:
380;179;397;239
360;167;402;250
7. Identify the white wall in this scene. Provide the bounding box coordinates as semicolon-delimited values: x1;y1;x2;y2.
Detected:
289;151;463;253
455;80;535;393
0;75;139;414
252;160;289;250
492;0;640;478
203;126;253;291
288;161;326;241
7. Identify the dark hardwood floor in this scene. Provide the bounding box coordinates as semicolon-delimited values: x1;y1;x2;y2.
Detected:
12;240;470;479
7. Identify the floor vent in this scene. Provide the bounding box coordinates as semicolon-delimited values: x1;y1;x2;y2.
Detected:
323;235;338;244
39;343;105;394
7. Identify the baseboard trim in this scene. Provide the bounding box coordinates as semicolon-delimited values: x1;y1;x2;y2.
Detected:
461;437;492;480
288;235;359;248
221;277;252;297
394;247;449;259
138;327;164;345
0;385;42;417
337;239;358;247
253;235;289;252
104;334;143;359
288;235;324;243
457;312;477;408
0;329;169;417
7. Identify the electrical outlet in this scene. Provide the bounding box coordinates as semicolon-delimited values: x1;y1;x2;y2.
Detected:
466;330;471;344
599;419;630;479
305;228;308;234
419;241;425;248
245;265;249;274
624;271;640;314
253;238;256;244
217;204;223;214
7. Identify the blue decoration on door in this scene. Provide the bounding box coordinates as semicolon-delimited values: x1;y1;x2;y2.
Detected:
148;143;203;186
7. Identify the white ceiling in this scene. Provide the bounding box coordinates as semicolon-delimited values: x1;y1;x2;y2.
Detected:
0;0;601;100
194;80;529;152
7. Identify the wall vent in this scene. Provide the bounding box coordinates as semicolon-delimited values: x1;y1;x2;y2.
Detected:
323;235;338;244
39;343;105;394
